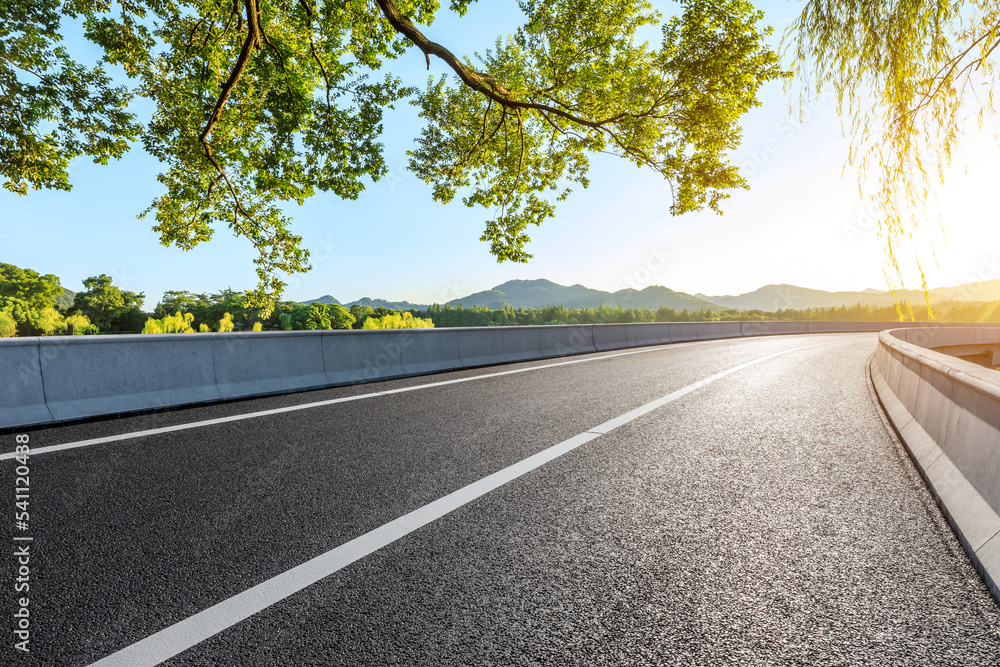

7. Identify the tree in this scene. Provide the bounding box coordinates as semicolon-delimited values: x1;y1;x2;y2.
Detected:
34;307;65;335
6;0;783;312
349;304;376;329
361;310;433;328
73;274;146;331
218;312;235;332
154;291;209;318
790;1;1000;295
0;311;17;337
142;310;195;333
142;317;163;334
0;263;71;334
0;0;138;195
327;304;355;330
0;263;62;311
64;313;98;335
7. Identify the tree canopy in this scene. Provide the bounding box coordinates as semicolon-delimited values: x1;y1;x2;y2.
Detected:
4;0;783;313
73;273;145;330
0;262;62;310
790;0;1000;294
0;262;65;334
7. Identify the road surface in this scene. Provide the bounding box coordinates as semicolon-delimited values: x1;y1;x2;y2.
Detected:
3;332;1000;665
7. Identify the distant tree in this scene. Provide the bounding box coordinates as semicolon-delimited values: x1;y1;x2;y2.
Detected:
286;302;353;330
0;263;67;334
0;263;62;311
142;318;163;334
218;312;235;332
327;304;355;330
288;304;328;330
73;274;145;331
64;313;97;335
361;311;433;329
251;322;263;332
155;291;209;318
141;311;195;334
0;311;16;337
349;304;376;329
115;306;149;332
35;307;65;335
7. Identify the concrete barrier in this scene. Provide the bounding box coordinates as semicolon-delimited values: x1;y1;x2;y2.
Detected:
808;321;888;333
399;328;462;375
630;323;672;347
667;322;743;342
742;321;810;336
4;321;986;431
502;326;540;363
323;330;407;385
212;332;328;399
38;334;221;422
591;322;672;350
872;327;1000;601
0;338;52;427
456;328;507;368
593;324;632;351
535;325;596;358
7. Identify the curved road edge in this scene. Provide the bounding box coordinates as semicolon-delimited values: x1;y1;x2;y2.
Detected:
870;327;1000;603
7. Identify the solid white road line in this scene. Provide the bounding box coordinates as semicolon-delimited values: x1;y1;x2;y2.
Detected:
1;339;738;461
87;342;829;667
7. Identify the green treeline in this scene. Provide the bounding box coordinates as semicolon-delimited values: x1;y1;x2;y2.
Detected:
5;260;1000;337
0;264;143;336
146;292;434;332
416;301;1000;327
0;266;436;336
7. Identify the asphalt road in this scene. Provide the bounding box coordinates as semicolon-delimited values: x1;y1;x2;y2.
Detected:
3;332;1000;665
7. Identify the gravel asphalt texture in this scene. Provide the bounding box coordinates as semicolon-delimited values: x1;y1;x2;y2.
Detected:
3;332;1000;665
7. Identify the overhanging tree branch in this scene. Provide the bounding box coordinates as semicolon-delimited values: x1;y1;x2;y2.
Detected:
373;0;628;130
196;0;261;218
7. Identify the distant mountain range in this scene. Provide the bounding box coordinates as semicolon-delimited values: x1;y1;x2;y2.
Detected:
303;295;429;311
698;279;1000;311
444;279;721;311
697;284;944;311
304;277;1000;313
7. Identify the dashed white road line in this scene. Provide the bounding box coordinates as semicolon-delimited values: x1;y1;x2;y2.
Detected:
87;342;829;667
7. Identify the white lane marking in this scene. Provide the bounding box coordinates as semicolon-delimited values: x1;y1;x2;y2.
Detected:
87;342;829;667
1;338;757;461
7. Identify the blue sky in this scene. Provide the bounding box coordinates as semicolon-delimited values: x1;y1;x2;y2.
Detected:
3;1;999;308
